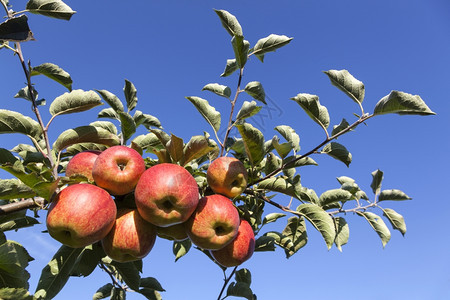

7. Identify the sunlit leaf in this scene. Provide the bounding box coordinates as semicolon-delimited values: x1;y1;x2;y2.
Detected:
221;59;238;77
324;69;365;104
124;79;138;112
244;81;266;104
236;122;265;165
254;235;276;252
374;90;435;116
291;93;330;129
0;179;35;200
186;96;221;133
267;217;307;258
96;89;124;113
262;213;286;225
378;189;411;201
98;108;119;120
370;169;383;195
166;134;184;163
331;118;350;137
282;155;318;168
53;126;120;153
90;121;118;135
272;136;292;159
322;142;352;167
383;208;407;236
14;86;39;103
258;177;296;199
31;63;72;91
118;111;136;143
251;34;293;62
49;90;102;117
0;109;42;140
275;125;300;152
357;211;391;248
319;189;353;207
26;0;76;21
173;239;191;262
232;35;250;68
214;9;243;37
333;217;349;252
264;152;281;175
202;83;231;99
133;110;162;129
182;135;217;166
0;287;33;300
236;101;262;121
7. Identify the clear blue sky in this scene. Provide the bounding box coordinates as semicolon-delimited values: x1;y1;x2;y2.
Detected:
1;1;449;299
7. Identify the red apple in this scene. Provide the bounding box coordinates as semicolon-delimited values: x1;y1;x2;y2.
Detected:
92;145;146;195
210;219;255;267
207;157;248;198
101;208;157;262
185;194;240;250
46;183;117;248
134;163;199;227
65;150;101;182
156;223;188;241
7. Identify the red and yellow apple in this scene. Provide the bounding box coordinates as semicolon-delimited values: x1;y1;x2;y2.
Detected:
65;150;101;182
92;145;146;195
134;163;199;227
46;183;117;248
185;194;240;250
207;157;248;198
101;208;157;262
210;219;255;267
156;223;188;241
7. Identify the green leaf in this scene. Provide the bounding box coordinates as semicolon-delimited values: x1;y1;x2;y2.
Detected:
374;90;435;116
0;15;34;42
124;79;138;112
271;136;292;159
322;142;352;167
296;203;336;250
0;109;42;140
53;126;120;153
64;143;108;156
235;268;252;286
336;176;355;185
275;125;300;152
226;282;255;300
49;90;102;117
182;135;217;166
96;89;124;113
264;152;281;175
236;122;265;165
0;216;39;232
130;133;162;153
140;277;165;292
331;118;350;137
262;213;286;225
370;169;384;195
30;63;73;91
214;9;243;37
254;235;276;252
166;134;184;164
319;189;353;207
333;217;349;252
34;246;83;300
138;288;162;300
14;86;39;103
258;177;296;199
232;35;250;68
291;93;330;129
186;96;221;133
383;208;407;236
110;261;141;291
269;216;308;258
98;108;119;120
173;239;191;262
118;111;136;143
71;243;105;277
282;155;318;168
92;283;113;300
0;287;33;300
0;241;33;289
133;110;162;129
202;83;231;99
0;179;35;200
110;287;126;300
251;34;293;62
236;101;262;121
324;69;365;104
90;121;118;135
221;59;238;77
357;211;391;248
26;0;76;20
244;81;266;104
378;189;411;201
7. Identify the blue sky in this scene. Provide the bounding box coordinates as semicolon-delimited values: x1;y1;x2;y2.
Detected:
1;1;449;299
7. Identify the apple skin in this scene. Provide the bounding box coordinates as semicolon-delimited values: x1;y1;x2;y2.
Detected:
210;219;255;267
207;157;248;198
92;145;146;195
156;223;188;241
101;208;157;263
185;194;240;250
65;150;101;182
134;163;199;227
46;183;117;248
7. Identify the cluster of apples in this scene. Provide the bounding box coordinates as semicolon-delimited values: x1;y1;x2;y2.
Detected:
46;145;255;267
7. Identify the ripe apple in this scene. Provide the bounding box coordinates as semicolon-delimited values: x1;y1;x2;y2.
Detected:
101;208;157;262
65;150;101;182
156;223;188;241
207;156;248;198
210;219;255;267
46;183;117;248
92;145;146;195
134;163;199;227
185;194;240;250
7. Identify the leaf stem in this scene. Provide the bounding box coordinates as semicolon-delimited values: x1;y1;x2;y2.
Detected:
217;266;238;300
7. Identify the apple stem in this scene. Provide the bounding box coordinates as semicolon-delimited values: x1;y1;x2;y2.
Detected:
217;266;238;300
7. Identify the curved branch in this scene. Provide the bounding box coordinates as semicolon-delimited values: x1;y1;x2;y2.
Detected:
0;197;46;215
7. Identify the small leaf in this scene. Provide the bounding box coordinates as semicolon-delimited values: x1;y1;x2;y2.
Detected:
182;135;217;166
254;235;276;252
272;136;292;159
118;111;137;143
383;208;407;236
275;125;300;152
214;9;243;37
133;111;162;129
226;282;255;300
0;109;43;140
173;239;191;262
130;133;163;153
90;121;118;135
221;59;238;77
232;36;250;68
31;63;72;91
140;277;165;292
319;189;353;207
370;169;384;195
92;283;113;300
296;203;336;250
0;287;33;300
235;268;252;286
109;261;141;291
49;90;102;117
26;0;76;21
96;90;124;113
202;83;231;98
14;86;39;103
236;101;262;121
272;216;308;258
322;142;352;167
331;118;350;137
71;243;105;277
236;122;265;165
244;81;266;104
34;246;84;300
251;34;293;62
282;155;318;168
378;189;411;201
0;179;35;200
336;176;355;185
110;288;126;300
0;216;39;232
166;134;184;164
357;211;391;248
264;152;281;175
262;213;286;225
374;90;435;116
186;96;221;133
258;177;296;199
53;126;120;153
124;79;138;112
324;69;365;104
0;15;34;42
291;93;330;129
334;217;349;252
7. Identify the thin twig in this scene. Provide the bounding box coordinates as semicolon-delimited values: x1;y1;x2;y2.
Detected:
217;266;238;300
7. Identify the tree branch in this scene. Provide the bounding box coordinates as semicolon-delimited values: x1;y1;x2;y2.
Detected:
0;197;46;215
